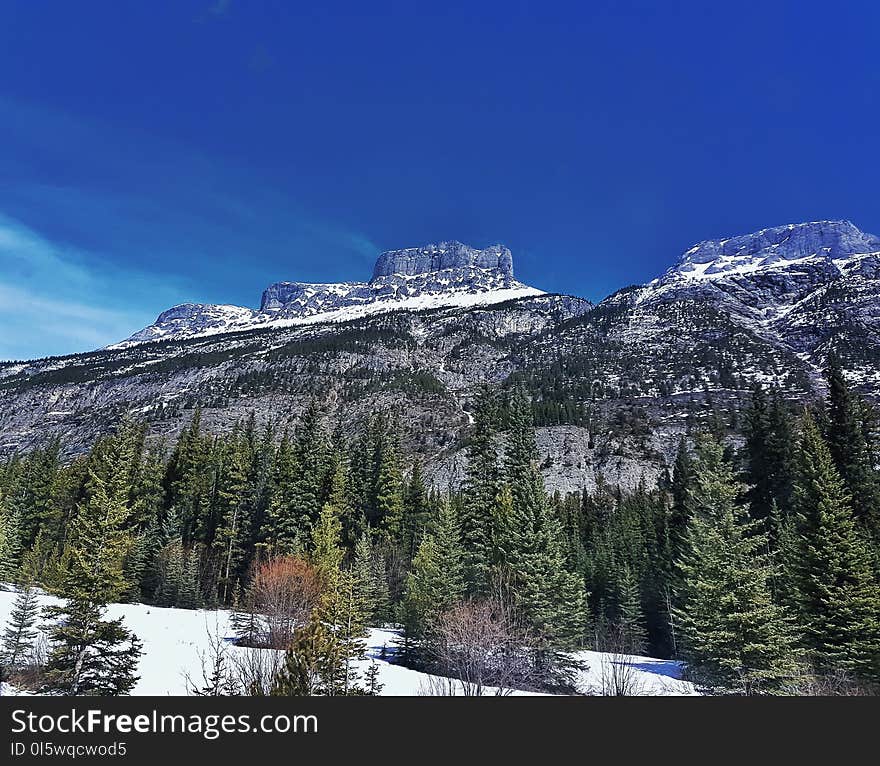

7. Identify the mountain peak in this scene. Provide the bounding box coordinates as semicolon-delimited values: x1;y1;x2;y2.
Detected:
112;241;540;348
669;220;880;281
371;242;513;280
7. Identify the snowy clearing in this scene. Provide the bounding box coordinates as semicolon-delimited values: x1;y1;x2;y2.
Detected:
0;588;696;696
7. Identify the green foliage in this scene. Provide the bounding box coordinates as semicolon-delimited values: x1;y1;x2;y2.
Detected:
675;437;802;694
402;501;465;640
787;413;880;680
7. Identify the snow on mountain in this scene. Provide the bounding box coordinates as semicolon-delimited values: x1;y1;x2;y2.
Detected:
658;220;880;284
111;242;543;349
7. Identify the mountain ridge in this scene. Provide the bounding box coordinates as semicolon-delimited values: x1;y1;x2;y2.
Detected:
112;241;540;348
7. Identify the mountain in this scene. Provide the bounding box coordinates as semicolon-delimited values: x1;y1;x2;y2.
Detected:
1;220;879;494
113;241;543;348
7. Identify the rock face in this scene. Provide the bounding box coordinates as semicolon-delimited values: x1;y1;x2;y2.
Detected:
2;219;879;494
113;241;540;348
371;242;514;279
668;220;880;281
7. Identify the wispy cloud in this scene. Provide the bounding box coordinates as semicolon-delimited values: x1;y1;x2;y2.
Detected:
0;97;381;359
0;214;189;360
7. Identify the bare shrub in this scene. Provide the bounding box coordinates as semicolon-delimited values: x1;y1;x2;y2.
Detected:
428;597;536;696
785;669;880;697
234;556;321;649
229;647;284;696
591;627;647;696
597;652;646;696
185;625;238;696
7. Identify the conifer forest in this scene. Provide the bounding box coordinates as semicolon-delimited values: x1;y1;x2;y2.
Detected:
1;354;878;696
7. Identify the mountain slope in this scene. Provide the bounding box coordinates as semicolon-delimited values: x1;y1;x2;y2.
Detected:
1;220;879;495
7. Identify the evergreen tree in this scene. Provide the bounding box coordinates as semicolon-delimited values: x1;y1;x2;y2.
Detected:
787;413;880;680
272;618;338;696
353;532;389;625
459;385;501;595
41;602;143;696
373;427;405;544
309;501;372;694
262;432;302;554
495;389;587;654
615;565;648;655
402;501;465;640
40;441;143;696
824;355;880;539
0;501;23;584
675;437;801;694
0;582;40;671
668;435;694;577
402;460;431;558
213;435;252;603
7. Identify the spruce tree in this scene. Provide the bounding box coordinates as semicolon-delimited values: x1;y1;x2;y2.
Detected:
0;502;23;584
41;444;143;696
402;501;465;640
668;435;694;577
616;565;648;655
824;355;880;539
495;389;587;654
459;385;501;595
675;437;801;694
787;413;880;680
0;582;40;671
272;618;338;696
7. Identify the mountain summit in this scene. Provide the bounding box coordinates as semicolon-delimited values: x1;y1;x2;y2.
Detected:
664;220;880;282
114;242;542;347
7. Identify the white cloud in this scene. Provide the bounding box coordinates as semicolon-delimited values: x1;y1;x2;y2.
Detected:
0;214;189;360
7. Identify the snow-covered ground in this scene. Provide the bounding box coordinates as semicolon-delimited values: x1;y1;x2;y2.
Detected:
0;588;695;696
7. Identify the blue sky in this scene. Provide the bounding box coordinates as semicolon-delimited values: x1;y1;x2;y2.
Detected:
1;0;878;359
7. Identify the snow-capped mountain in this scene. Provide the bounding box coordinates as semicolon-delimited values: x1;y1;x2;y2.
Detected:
113;242;543;348
636;220;880;368
661;220;880;283
2;218;879;493
528;220;880;401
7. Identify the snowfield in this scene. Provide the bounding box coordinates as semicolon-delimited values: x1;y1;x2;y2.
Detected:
0;588;696;696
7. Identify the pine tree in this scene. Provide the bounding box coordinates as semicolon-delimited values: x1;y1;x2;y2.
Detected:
495;389;587;654
787;413;880;680
213;435;252;603
309;501;371;694
262;432;302;554
41;601;143;696
353;532;388;625
292;401;333;530
271;618;338;696
373;427;405;544
0;582;40;671
0;501;23;584
40;442;143;696
402;460;431;558
616;565;648;655
824;355;880;539
675;437;801;694
668;435;694;578
402;501;465;640
459;385;501;595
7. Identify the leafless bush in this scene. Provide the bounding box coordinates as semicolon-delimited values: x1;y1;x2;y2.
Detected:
593;629;647;696
428;596;537;696
184;626;238;696
597;651;646;696
417;674;460;696
785;669;879;697
229;648;284;696
234;557;321;649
